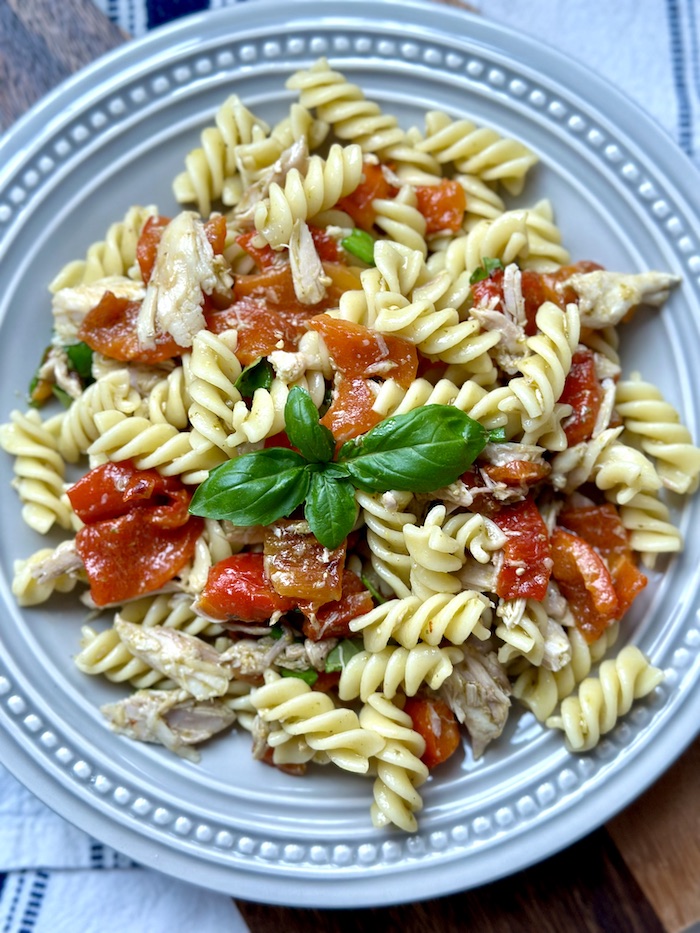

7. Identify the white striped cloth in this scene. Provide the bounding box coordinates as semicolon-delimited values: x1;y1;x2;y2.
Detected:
2;0;698;930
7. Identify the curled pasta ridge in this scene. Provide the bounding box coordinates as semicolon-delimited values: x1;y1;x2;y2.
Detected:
545;645;663;751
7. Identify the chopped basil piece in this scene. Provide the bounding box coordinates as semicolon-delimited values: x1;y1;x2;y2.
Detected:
325;639;364;672
469;257;505;284
280;668;318;686
234;358;274;398
341;228;376;265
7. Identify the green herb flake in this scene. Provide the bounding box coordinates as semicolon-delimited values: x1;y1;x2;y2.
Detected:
325;639;364;673
488;426;507;443
65;342;94;381
360;572;386;605
469;257;505;285
234;358;274;398
280;668;318;686
341;228;376;265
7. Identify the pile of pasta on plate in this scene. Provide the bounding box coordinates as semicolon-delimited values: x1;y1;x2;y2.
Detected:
3;58;698;834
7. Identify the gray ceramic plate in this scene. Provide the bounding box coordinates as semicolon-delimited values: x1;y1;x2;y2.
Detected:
0;0;699;907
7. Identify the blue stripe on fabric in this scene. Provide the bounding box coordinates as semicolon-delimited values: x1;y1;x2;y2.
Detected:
0;877;6;902
2;872;26;933
146;0;210;29
90;842;105;870
17;871;49;933
667;0;694;155
685;0;700;106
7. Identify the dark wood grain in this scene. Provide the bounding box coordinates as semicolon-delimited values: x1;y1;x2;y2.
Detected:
1;2;699;931
0;0;124;129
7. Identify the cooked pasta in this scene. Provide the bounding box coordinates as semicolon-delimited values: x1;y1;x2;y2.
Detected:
359;693;429;833
48;204;157;292
1;60;690;834
545;645;663;751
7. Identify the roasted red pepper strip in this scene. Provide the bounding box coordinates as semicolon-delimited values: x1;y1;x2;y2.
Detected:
308;314;418;443
67;460;190;527
67;461;201;607
558;503;647;619
301;569;375;640
197;553;297;623
336;160;398;230
493;497;552;601
414;180;466;234
264;520;346;606
480;460;551;487
550;526;619;643
75;512;201;607
77;292;182;364
403;696;460;769
206;263;361;365
558;349;604;446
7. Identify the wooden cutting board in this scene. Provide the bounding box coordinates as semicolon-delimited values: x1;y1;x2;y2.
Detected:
0;1;698;930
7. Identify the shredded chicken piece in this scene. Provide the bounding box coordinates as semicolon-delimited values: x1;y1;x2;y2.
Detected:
233;137;309;227
114;618;233;700
537;617;572;671
438;645;511;759
35;346;84;400
28;539;84;583
136;211;232;349
289;220;330;304
101;688;235;761
267;349;309;384
219;634;338;683
563;270;681;328
479;441;547;467
502;263;526;329
457;557;499;593
471;263;527;371
52;276;146;342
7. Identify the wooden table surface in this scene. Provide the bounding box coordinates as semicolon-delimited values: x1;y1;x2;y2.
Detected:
1;1;699;929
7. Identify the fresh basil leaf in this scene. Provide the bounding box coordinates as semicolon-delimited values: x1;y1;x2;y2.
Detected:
284;386;335;463
469;256;504;285
341;228;375;265
65;342;94;381
339;405;489;493
488;426;507;443
304;472;357;550
189;448;310;525
280;668;318;686
322;462;351;480
325;638;364;673
235;357;273;398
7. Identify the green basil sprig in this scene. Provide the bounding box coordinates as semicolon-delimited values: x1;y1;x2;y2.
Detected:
190;387;497;549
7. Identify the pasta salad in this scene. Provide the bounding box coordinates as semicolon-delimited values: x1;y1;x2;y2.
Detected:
2;59;697;834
